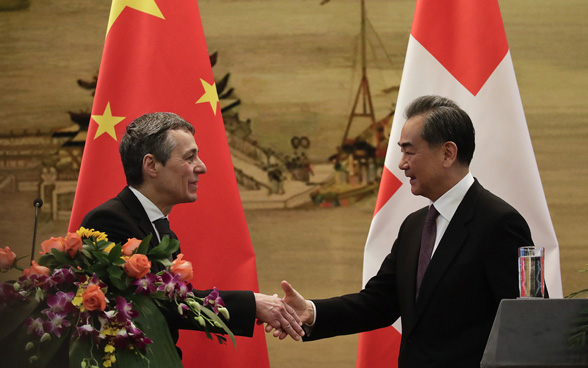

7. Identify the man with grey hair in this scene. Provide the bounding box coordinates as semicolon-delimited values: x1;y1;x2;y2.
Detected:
82;112;304;358
273;96;539;367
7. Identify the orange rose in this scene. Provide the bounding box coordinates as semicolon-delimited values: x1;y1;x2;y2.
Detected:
124;254;151;279
40;237;66;255
23;260;50;277
64;232;83;258
0;246;16;271
82;284;106;311
121;238;142;256
170;253;193;282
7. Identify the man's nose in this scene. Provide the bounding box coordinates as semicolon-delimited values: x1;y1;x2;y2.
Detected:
398;156;408;170
195;158;207;174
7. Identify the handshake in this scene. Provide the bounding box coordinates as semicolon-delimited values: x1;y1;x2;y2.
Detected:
254;281;311;341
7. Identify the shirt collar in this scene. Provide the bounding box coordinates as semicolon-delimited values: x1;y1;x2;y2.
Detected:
431;172;474;223
128;186;166;223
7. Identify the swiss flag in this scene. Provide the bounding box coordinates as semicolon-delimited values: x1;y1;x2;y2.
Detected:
68;0;269;367
356;1;562;367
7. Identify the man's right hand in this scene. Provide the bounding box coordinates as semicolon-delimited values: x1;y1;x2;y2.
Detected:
254;291;305;341
264;280;314;340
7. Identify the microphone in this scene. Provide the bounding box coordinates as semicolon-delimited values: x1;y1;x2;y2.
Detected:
31;198;43;264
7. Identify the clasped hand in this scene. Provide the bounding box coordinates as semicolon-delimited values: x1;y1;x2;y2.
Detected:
254;287;306;341
258;281;314;341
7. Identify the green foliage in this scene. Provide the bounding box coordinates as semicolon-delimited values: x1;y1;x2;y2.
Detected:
1;231;236;367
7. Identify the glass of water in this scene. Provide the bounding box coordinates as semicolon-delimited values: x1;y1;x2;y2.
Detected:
518;247;545;298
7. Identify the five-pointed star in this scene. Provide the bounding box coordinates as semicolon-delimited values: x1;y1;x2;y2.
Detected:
92;102;126;141
196;78;219;115
106;0;165;35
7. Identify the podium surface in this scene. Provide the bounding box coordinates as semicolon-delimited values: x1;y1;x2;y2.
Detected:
481;299;588;367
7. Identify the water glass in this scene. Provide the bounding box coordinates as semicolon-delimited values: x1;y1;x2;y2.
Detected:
518;246;545;298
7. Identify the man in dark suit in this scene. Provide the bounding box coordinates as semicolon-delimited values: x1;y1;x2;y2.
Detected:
273;95;538;367
81;112;304;356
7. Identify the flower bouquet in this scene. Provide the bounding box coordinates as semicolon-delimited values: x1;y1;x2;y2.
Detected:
0;228;234;368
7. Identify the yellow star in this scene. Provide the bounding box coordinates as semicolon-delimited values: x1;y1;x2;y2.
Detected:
196;78;219;115
92;102;126;141
106;0;165;36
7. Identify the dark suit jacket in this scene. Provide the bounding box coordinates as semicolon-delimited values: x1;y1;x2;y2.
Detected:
306;180;535;368
80;187;257;340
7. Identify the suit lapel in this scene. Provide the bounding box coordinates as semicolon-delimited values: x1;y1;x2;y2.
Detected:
118;187;159;250
409;181;483;330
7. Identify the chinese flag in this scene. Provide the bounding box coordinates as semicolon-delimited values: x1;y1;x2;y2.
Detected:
356;1;562;367
68;0;269;367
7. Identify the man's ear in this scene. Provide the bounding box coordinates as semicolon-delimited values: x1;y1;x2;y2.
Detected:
143;154;158;178
442;141;458;168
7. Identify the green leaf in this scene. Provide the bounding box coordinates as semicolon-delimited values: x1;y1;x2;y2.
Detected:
130;294;183;368
108;265;130;291
200;305;236;348
107;244;122;263
81;249;93;259
165;238;181;257
69;334;102;368
148;237;169;258
154;258;173;268
137;234;152;255
49;249;77;267
116;347;150;367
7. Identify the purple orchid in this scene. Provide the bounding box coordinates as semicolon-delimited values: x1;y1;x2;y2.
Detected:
177;303;189;316
114;296;138;323
44;268;75;291
203;287;225;314
133;335;153;352
19;273;49;288
158;271;181;299
174;282;189;300
72;312;100;344
42;312;71;338
25;317;45;336
43;291;75;315
131;273;158;295
0;282;28;310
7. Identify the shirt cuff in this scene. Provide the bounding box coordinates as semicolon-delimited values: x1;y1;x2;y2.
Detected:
306;300;317;327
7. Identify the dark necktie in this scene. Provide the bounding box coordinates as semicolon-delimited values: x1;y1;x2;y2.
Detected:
416;205;439;298
153;217;176;241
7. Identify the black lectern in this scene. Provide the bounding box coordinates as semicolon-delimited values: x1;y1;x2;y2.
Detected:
481;299;588;367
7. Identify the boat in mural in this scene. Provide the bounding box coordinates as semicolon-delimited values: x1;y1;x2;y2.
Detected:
311;0;396;207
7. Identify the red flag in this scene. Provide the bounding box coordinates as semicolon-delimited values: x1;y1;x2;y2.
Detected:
356;1;562;367
68;0;269;366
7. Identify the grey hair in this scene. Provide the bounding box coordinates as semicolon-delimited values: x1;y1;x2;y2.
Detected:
405;95;475;166
119;112;195;186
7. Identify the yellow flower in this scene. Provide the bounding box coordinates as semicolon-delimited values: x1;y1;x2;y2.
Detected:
72;282;87;311
103;243;115;254
77;227;108;241
102;326;120;337
103;343;117;367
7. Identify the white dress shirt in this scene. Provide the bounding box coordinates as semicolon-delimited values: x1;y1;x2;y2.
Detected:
128;186;167;242
429;172;475;257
